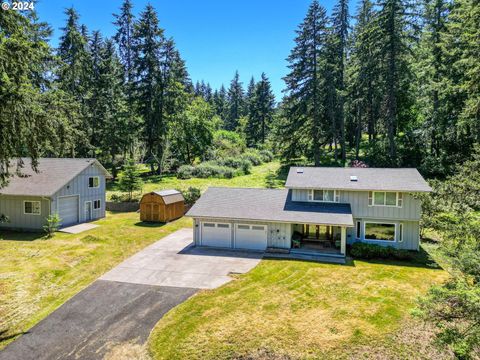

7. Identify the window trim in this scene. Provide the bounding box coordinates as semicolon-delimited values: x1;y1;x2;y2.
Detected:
355;220;361;239
363;221;397;242
398;223;404;243
23;200;41;216
88;176;100;188
93;199;101;210
368;191;403;207
308;189;340;203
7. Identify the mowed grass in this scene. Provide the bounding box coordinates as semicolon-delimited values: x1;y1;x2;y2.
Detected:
107;161;285;199
0;212;191;350
148;256;447;359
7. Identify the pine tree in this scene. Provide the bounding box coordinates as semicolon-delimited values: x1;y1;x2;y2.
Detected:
213;84;228;123
282;0;330;165
247;73;275;146
331;0;349;162
226;71;244;131
245;77;256;145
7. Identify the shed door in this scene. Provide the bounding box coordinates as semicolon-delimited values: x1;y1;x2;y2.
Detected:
235;224;268;250
58;196;79;226
201;222;232;248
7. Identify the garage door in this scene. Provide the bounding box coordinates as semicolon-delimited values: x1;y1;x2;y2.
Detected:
58;196;79;226
201;222;232;248
235;224;268;250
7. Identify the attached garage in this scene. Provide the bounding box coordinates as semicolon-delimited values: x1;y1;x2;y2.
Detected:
234;224;267;250
58;195;79;226
201;222;232;248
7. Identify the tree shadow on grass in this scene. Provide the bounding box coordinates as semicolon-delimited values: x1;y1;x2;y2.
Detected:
0;231;45;242
133;222;166;228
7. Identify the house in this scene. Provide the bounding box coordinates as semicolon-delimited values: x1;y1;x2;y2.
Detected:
186;167;431;257
0;158;110;231
140;189;185;222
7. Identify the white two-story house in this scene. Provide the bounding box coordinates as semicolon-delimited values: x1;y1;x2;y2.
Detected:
187;167;431;259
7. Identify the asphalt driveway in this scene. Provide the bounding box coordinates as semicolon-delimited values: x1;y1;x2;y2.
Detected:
0;228;262;360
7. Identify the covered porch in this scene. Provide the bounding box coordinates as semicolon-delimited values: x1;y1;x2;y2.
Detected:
290;223;347;257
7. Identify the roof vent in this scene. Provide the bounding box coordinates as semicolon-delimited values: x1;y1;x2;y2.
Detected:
296;168;304;174
350;175;358;182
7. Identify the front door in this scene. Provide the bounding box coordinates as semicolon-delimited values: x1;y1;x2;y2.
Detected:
85;201;92;221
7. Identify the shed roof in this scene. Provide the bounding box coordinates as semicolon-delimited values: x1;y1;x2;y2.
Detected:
285;167;432;192
147;189;184;204
0;158;111;197
186;187;354;227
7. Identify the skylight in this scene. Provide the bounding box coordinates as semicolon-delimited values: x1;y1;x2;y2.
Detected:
350;175;358;181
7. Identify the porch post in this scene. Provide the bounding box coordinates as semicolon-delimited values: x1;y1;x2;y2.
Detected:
340;227;346;256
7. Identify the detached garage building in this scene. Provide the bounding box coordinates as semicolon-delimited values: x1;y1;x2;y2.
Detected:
0;158;110;231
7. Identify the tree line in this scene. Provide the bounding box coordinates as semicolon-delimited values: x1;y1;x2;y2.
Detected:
276;0;478;177
0;0;276;183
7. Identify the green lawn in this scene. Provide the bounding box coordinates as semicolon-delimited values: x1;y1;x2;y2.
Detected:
0;212;191;350
148;254;447;360
107;161;285;200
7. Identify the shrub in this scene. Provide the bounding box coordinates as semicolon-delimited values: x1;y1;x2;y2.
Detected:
258;149;274;162
242;150;263;166
43;213;61;238
182;187;201;206
350;242;414;261
217;157;252;174
177;165;196;179
118;160;143;201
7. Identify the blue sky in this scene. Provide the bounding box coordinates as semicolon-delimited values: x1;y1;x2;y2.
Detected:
35;0;356;100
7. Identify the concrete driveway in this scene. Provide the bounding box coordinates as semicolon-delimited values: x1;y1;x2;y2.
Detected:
100;228;263;289
0;228;262;360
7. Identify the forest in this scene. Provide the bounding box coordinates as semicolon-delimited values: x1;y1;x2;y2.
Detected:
0;0;479;357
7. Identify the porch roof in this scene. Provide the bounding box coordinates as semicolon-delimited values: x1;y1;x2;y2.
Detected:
186;187;354;227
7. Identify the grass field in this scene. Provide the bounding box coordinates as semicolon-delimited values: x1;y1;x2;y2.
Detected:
0;212;191;350
107;161;285;200
148;254;448;360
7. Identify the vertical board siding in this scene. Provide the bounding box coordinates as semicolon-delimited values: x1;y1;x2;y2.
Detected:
0;196;50;230
52;163;106;224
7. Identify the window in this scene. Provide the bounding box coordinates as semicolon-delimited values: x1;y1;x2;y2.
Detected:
88;176;100;188
238;225;250;230
217;223;230;228
310;189;339;202
364;222;396;241
203;223;215;227
356;221;361;239
399;223;404;243
93;200;101;209
24;201;41;215
369;191;402;207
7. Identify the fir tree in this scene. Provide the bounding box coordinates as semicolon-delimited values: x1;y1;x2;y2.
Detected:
226;71;244;131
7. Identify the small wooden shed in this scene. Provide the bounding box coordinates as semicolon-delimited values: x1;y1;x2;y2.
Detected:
140;189;185;222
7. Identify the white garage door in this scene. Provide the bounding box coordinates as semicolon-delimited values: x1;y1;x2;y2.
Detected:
201;222;232;248
235;224;268;250
58;196;79;226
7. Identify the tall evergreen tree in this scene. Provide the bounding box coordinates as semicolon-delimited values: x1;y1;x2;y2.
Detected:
213;84;228;123
282;0;330;165
226;71;244;131
247;73;276;146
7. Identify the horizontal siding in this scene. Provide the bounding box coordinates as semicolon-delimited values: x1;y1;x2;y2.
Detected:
292;189;421;220
0;195;50;230
52;163;106;224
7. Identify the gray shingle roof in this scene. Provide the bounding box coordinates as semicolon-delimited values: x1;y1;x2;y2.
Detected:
186;187;354;226
0;158;110;197
151;189;184;204
285;167;432;192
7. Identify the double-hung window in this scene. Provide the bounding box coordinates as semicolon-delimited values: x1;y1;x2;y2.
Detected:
309;189;340;202
368;191;402;207
88;176;100;188
93;200;101;209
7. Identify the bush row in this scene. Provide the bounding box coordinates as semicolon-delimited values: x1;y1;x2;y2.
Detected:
350;242;415;261
177;149;274;179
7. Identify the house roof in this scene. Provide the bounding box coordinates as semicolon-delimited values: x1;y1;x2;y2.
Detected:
150;189;184;204
0;158;111;197
186;187;354;227
285;167;432;192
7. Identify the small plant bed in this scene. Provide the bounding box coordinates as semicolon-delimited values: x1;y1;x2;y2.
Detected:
349;242;417;261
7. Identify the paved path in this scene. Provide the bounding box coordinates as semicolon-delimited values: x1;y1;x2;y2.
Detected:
0;228;262;360
59;223;99;234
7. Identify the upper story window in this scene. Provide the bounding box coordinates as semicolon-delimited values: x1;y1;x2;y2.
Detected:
368;191;403;207
88;176;100;188
24;201;41;215
308;189;340;202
